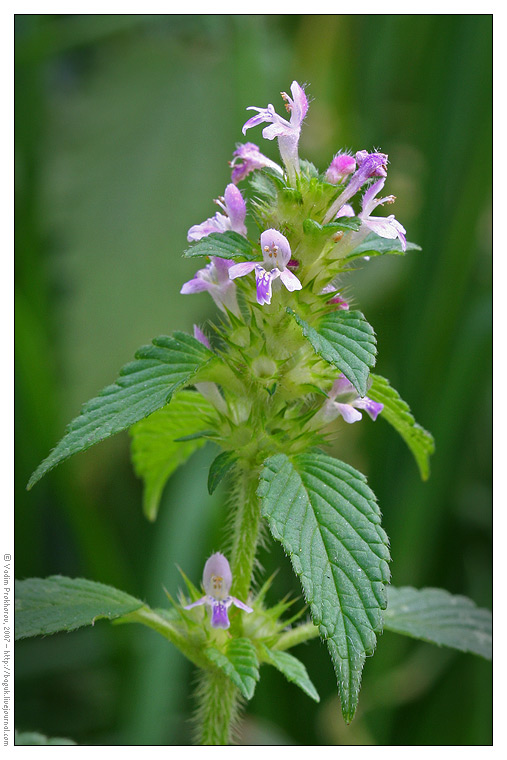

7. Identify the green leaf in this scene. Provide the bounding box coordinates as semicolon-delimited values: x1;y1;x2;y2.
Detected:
258;450;390;722
345;233;422;261
288;308;376;396
260;644;320;703
205;637;260;700
207;449;237;495
15;576;144;640
184;230;257;260
15;731;77;746
130;390;217;521
27;332;214;489
368;374;435;480
384;586;492;660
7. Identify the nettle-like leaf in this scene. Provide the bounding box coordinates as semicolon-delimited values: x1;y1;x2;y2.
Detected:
368;374;435;480
130;390;217;521
15;576;144;640
384;586;492;660
345;233;421;262
288;308;376;396
27;333;214;489
184;230;257;260
258;450;390;722
260;644;320;703
205;637;260;700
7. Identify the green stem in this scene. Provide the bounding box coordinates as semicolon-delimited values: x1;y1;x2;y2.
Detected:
195;669;239;745
230;461;263;602
194;459;263;745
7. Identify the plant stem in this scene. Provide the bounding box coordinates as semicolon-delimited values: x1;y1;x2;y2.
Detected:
194;460;263;745
196;669;239;746
230;461;263;603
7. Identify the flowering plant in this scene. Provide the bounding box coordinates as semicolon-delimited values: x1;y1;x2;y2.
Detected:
17;80;491;746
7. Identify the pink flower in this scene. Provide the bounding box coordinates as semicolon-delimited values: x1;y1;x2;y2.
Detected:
184;553;253;629
229;142;282;184
315;375;383;426
325;153;356;185
242;81;309;184
323;151;389;224
229;229;302;306
187;184;247;241
358;178;406;251
180;257;240;316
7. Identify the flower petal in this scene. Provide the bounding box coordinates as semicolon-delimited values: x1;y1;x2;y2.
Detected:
335;402;363;424
230;597;253;613
180;276;211;294
184;596;207;610
361;179;386;215
255;267;275;305
364;216;402;240
224;184;247;235
279;268;302;292
260;229;292;267
210;601;231;629
193;324;211;350
289;80;308;124
354;397;384;421
203;552;233;599
228;261;257;280
330;375;355;399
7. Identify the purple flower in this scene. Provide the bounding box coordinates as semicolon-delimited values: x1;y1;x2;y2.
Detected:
228;229;302;306
323;150;389;224
229;142;283;184
187;184;247;241
184;553;253;630
180;257;240;316
316;375;383;425
358;178;407;251
325;153;356;185
242;81;309;184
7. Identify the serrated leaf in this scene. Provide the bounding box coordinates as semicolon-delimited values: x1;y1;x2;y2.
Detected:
205;637;260;700
258;450;390;722
27;332;213;489
130;390;217;520
207;449;237;495
345;233;421;261
384;586;492;660
288;308;376;396
368;374;435;480
15;576;144;640
261;644;320;702
183;230;257;260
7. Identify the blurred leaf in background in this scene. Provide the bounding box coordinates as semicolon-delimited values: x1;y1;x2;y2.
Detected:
15;14;491;745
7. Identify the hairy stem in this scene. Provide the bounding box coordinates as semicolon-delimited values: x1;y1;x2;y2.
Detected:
194;460;262;744
230;461;263;603
195;669;240;745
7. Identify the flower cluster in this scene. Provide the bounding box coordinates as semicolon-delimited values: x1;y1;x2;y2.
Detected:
177;79;407;449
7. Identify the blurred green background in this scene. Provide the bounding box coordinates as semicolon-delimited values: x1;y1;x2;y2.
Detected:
15;14;492;746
